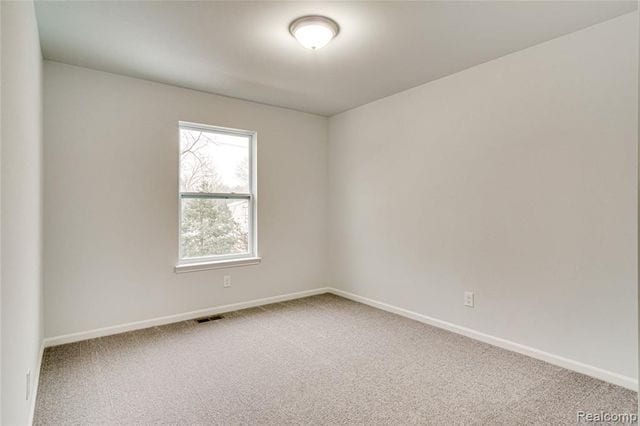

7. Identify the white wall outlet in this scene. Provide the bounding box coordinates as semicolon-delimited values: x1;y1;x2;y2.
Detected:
26;369;31;400
464;291;474;308
223;275;231;288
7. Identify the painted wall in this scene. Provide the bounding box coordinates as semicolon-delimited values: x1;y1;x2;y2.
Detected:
328;13;638;380
43;61;328;338
1;1;44;424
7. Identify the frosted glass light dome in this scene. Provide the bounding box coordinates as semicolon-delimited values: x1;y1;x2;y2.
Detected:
289;16;339;50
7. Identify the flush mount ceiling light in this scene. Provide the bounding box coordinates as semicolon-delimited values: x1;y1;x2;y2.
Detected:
289;15;339;50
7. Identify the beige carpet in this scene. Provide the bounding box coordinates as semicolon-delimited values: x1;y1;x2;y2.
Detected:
34;293;637;425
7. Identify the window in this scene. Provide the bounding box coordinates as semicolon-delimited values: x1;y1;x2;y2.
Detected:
176;122;258;271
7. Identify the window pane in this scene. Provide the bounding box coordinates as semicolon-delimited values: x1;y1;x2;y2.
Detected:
180;127;250;193
180;197;249;259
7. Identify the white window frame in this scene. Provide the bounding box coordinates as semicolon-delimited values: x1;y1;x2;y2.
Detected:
175;121;260;273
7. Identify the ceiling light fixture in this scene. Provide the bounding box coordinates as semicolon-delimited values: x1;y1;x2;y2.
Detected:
289;15;339;50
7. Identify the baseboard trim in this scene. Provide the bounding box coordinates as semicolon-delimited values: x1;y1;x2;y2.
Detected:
44;287;330;347
28;340;45;425
42;285;637;391
327;288;638;392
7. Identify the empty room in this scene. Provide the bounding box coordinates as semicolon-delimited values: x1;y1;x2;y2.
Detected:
1;0;639;424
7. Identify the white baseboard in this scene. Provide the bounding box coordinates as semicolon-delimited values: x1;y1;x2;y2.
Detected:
44;287;330;347
28;340;45;425
327;287;638;391
41;285;637;392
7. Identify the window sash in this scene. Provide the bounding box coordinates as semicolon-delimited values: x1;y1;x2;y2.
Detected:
180;192;251;200
179;193;255;263
177;122;257;266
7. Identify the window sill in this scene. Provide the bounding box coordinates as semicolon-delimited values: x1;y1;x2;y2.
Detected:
174;257;262;273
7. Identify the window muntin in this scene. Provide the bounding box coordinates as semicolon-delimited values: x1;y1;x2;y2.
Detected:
178;122;256;264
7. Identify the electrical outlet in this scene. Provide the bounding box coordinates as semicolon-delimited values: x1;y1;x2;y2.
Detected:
223;275;231;288
26;369;31;400
464;291;474;308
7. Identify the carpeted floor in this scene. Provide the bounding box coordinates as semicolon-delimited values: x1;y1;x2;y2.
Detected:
34;293;637;425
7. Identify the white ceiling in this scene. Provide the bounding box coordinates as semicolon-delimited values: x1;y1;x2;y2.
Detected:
35;1;637;116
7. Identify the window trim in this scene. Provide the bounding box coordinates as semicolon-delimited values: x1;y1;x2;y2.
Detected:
175;121;259;272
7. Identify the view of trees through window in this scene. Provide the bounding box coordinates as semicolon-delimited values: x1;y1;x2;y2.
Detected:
179;126;251;260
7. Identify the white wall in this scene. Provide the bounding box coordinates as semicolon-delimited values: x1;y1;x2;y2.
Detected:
329;12;638;380
1;1;44;424
43;62;328;338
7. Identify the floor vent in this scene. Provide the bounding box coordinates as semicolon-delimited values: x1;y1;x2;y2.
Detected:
195;315;224;324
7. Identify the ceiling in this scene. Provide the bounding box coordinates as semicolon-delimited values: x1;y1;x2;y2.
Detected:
35;1;637;116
